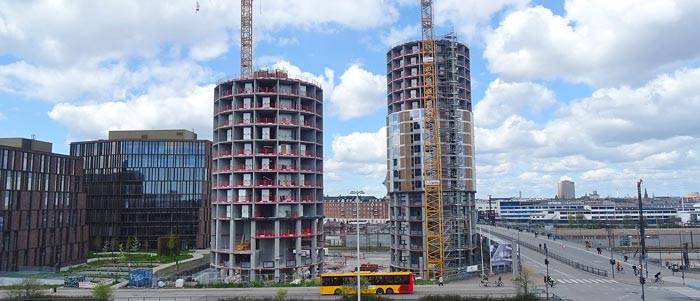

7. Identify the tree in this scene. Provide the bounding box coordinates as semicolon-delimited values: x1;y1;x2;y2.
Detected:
6;278;45;299
128;236;141;253
91;283;114;301
102;240;112;253
514;269;534;295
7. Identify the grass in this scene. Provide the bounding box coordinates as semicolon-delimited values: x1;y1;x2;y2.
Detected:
65;252;193;274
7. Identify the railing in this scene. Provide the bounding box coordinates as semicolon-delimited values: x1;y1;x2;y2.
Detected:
486;227;609;277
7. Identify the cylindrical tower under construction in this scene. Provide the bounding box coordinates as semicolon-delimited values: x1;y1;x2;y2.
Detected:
386;36;477;279
211;70;324;282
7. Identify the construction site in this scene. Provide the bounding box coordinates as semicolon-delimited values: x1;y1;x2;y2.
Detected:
209;0;480;283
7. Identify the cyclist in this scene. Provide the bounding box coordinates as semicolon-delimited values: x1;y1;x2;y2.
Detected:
480;275;490;287
654;272;661;283
547;276;556;287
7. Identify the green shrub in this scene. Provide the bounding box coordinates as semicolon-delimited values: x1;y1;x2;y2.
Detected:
275;288;288;301
91;283;114;301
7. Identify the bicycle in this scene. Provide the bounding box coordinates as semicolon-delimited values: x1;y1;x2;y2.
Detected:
653;276;664;285
480;279;490;287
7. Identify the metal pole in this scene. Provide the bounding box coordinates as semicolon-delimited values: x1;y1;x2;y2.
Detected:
488;227;493;275
657;220;662;266
350;190;364;301
480;235;485;277
544;243;549;301
637;179;646;301
608;227;615;279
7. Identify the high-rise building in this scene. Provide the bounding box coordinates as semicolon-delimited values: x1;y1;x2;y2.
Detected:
386;36;477;279
557;180;575;200
0;138;88;271
211;70;324;282
70;130;211;251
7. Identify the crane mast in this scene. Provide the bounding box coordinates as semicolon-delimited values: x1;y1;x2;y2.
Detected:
419;0;444;279
240;0;253;77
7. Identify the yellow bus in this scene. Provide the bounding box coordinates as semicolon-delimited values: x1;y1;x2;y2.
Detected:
319;271;414;295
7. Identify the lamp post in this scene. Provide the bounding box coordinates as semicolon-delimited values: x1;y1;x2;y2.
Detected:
544;243;550;301
636;180;646;301
350;190;364;301
607;226;615;279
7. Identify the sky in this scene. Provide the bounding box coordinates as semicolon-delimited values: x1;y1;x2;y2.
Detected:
1;0;699;199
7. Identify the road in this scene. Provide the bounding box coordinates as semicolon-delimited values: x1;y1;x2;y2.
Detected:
480;225;700;301
48;284;516;300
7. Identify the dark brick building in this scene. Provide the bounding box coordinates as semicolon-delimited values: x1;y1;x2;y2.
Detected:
70;130;211;251
0;138;88;271
324;195;389;224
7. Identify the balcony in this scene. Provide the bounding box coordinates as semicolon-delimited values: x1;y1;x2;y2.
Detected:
278;180;297;187
256;179;275;187
256;148;276;156
256;86;276;94
255;117;276;125
299;105;314;114
278;150;298;157
236;88;254;94
216;105;233;114
216;120;234;128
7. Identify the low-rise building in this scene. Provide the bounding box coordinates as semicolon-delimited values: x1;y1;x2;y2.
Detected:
0;138;88;271
324;195;389;224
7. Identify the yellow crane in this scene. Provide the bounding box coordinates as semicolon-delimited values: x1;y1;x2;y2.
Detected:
419;0;444;279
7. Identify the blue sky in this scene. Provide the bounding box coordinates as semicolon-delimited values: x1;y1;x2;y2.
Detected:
1;0;699;199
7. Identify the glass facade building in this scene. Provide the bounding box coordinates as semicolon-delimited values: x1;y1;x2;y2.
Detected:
386;37;478;279
70;130;211;251
0;139;88;271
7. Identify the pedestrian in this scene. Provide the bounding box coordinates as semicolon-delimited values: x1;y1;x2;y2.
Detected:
624;255;628;262
634;249;639;258
539;243;542;250
632;265;638;276
438;276;444;286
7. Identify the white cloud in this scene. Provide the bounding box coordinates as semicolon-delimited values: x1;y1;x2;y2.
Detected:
485;1;700;86
474;79;555;128
474;67;700;197
582;168;615;181
380;24;419;47
435;0;529;39
330;64;386;120
271;60;335;97
325;127;387;182
48;84;214;141
0;1;400;66
0;60;212;103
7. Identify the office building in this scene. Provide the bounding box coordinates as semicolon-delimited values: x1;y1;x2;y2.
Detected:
70;130;211;251
210;70;324;282
386;36;477;279
0;138;88;271
557;180;575;200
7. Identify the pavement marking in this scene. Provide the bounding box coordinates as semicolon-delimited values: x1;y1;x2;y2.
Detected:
557;278;619;285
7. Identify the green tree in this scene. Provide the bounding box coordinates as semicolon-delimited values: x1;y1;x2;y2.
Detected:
128;236;141;253
91;283;114;301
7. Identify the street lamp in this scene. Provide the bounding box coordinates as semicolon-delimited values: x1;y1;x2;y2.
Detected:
349;190;364;301
544;243;550;301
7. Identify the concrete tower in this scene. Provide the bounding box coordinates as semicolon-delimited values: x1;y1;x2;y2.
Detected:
210;70;324;282
386;36;477;279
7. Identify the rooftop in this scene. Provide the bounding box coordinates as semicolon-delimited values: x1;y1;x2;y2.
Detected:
107;129;197;141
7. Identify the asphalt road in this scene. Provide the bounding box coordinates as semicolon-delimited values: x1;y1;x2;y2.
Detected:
480;225;700;301
47;284;517;300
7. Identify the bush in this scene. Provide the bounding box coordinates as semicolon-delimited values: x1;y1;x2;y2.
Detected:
91;283;114;301
275;289;288;301
5;278;46;300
